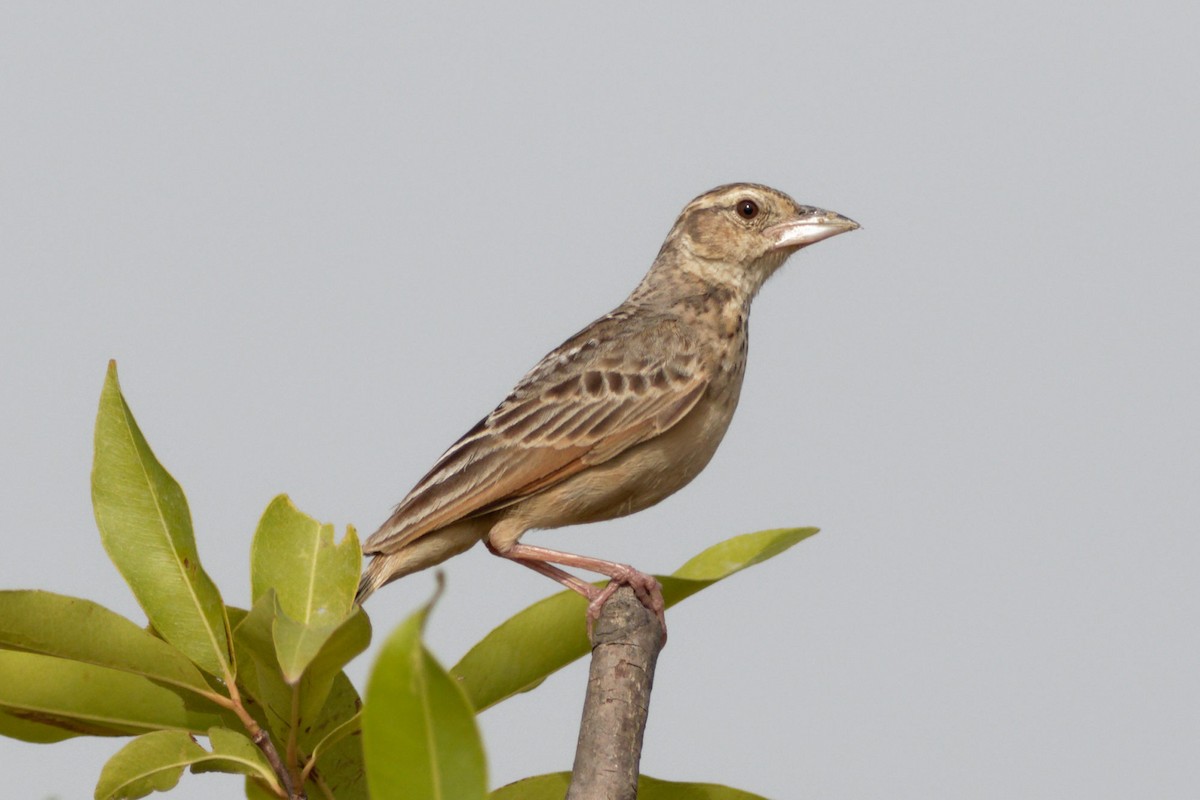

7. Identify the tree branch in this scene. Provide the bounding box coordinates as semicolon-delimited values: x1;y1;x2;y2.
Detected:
213;682;302;800
567;585;667;800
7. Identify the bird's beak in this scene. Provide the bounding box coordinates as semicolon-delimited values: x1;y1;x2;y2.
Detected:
765;208;860;251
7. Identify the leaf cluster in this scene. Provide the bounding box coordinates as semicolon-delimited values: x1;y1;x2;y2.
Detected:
0;363;815;799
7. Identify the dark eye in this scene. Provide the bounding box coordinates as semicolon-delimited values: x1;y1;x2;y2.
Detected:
736;199;759;219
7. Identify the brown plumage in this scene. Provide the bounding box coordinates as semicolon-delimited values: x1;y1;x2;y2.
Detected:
358;183;858;631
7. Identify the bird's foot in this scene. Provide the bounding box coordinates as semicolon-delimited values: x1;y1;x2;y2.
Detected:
585;566;666;643
488;541;667;644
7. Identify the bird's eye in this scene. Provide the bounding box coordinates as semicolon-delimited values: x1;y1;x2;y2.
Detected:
736;199;759;220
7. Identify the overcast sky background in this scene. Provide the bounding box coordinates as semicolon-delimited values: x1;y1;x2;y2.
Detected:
2;3;1198;799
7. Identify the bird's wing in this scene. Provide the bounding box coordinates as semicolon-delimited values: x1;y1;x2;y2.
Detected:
363;315;709;555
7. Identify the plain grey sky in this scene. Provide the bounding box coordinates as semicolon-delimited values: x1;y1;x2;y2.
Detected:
2;3;1198;798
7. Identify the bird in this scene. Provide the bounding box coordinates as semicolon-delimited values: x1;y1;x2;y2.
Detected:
356;183;858;634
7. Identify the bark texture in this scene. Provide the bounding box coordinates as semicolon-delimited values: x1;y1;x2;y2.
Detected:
566;585;667;800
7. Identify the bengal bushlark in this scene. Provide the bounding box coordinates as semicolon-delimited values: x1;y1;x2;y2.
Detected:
357;183;858;632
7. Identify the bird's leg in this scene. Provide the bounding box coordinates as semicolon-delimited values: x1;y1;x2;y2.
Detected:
485;540;597;596
487;541;666;638
484;541;613;639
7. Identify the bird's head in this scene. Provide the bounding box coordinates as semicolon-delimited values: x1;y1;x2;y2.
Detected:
656;183;858;298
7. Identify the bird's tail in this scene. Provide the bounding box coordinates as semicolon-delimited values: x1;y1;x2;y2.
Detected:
355;520;485;605
355;556;391;605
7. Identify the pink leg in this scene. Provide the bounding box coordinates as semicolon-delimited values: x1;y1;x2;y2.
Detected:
488;543;597;596
487;541;666;638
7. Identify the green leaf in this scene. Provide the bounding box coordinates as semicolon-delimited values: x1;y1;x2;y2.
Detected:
300;673;367;800
0;650;226;738
488;773;769;800
94;728;282;800
91;361;232;679
189;727;280;792
305;707;361;771
230;600;369;798
94;731;205;799
364;586;486;800
0;708;80;743
244;776;279;800
453;528;818;712
295;607;371;722
271;604;341;685
670;527;818;582
250;495;361;619
250;495;361;682
0;591;212;695
488;772;570;800
453;590;590;712
230;594;293;741
232;592;370;752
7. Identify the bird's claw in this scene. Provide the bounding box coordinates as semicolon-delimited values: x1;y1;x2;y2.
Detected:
585;566;667;644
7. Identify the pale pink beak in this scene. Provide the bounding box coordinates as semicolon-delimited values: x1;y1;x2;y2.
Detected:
765;208;859;251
